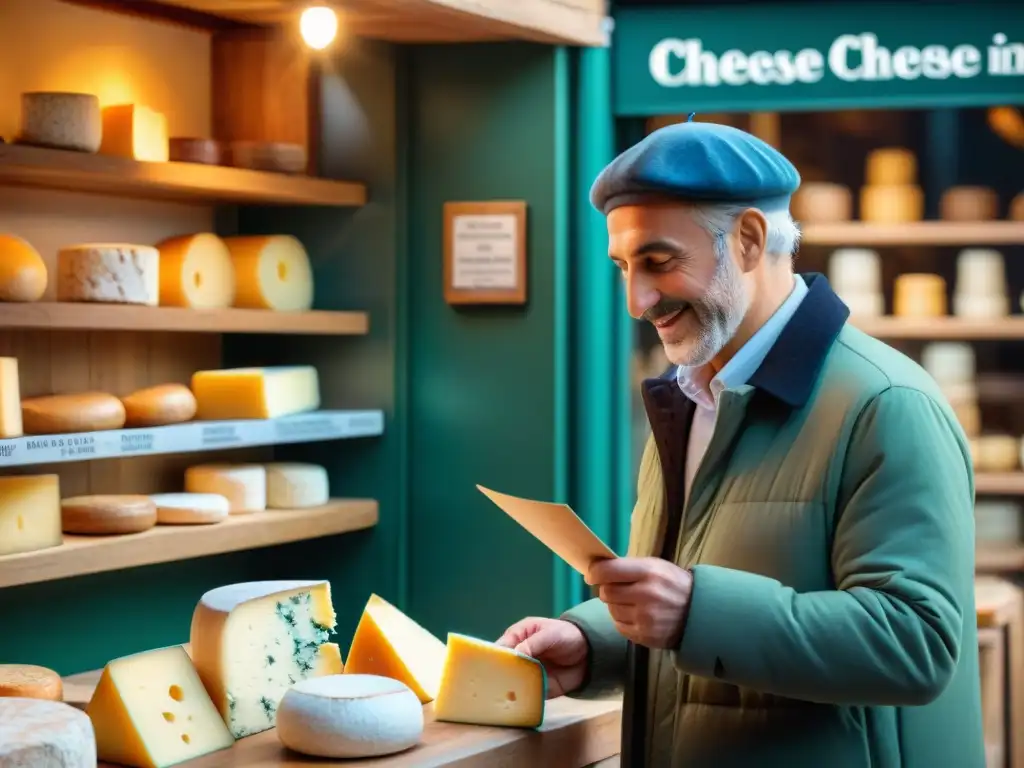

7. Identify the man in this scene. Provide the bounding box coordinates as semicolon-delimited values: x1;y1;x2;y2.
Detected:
497;121;984;767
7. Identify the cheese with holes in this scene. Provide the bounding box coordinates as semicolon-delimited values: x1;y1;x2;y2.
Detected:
156;234;236;309
0;234;47;302
0;697;96;767
860;185;924;223
190;580;341;738
344;593;447;703
22;391;126;434
184;463;266;513
276;675;423;758
151;493;230;525
224;235;314;311
191;366;320;420
86;645;234;768
122;383;197;428
0;357;23;438
57;244;159;306
893;274;946;317
941;186;999;222
865;148;917;186
266;463;329;509
0;474;61;557
99;104;169;162
0;665;63;701
434;633;546;728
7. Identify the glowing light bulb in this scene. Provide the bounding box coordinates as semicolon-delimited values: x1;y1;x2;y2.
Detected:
300;5;338;50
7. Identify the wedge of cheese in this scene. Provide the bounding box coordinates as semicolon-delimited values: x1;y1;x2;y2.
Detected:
0;475;61;558
191;366;320;420
99;104;169;162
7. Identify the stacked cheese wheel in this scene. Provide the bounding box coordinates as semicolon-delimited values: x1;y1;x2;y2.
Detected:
184;462;330;513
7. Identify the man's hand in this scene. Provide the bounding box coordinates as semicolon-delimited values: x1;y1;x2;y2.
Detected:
588;557;694;649
496;617;589;698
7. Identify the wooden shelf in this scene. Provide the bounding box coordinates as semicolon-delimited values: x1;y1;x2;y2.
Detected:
977;473;1024;496
978;546;1024;572
0;499;378;589
802;222;1024;246
853;316;1024;340
0;302;368;336
0;143;366;207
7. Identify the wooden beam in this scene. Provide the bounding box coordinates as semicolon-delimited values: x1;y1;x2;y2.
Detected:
57;0;255;30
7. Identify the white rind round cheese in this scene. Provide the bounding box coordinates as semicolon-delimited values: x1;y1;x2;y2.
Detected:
150;492;230;524
0;696;97;767
266;463;329;509
56;244;159;306
276;674;423;758
185;463;266;513
20;92;102;153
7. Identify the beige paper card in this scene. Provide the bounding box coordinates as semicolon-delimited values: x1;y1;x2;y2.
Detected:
476;484;617;576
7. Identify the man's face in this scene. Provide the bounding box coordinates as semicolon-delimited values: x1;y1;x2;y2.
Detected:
607;203;751;368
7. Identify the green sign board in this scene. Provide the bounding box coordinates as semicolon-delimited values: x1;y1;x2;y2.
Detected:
612;2;1024;116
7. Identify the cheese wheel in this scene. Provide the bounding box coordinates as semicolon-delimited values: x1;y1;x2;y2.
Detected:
0;697;97;767
57;244;159;306
156;233;236;309
952;293;1009;319
99;104;169;162
860;185;924;223
20;91;102;153
791;183;853;223
828;249;882;295
976;435;1019;473
150;492;230;525
22;392;126;434
266;462;329;509
121;383;197;427
184;463;266;513
1010;192;1024;221
0;234;47;302
276;675;424;759
61;495;157;535
893;274;946;317
865;148;917;186
224;235;314;311
955;249;1006;299
0;665;63;701
940;186;999;222
921;342;975;386
840;292;884;318
976;501;1022;544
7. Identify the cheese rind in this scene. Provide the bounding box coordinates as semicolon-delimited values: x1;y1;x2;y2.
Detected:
0;665;63;701
99;104;169;162
0;234;48;302
191;366;320;421
22;391;127;434
122;383;197;427
57;244;160;306
184;464;266;513
860;185;924;223
276;675;423;758
266;462;329;509
86;645;234;768
0;474;61;557
344;593;448;704
0;357;23;438
189;580;339;738
0;697;96;767
224;235;314;311
150;493;230;525
156;234;236;309
433;632;546;728
61;495;158;535
20;91;102;153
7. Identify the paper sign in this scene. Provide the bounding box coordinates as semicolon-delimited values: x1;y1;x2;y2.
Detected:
476;485;617;576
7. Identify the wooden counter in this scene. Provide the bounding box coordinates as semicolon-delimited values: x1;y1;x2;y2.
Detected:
62;667;622;767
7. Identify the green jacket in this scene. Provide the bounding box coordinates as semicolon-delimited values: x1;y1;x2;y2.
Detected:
562;274;984;768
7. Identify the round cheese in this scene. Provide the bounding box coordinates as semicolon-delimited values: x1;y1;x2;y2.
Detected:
61;495;157;535
955;249;1006;299
860;185;924;223
952;293;1009;319
791;182;852;223
121;383;197;427
22;392;126;434
828;248;881;295
940;186;999;222
56;244;159;306
865;148;917;186
0;234;47;303
976;435;1019;473
893;274;946;317
975;501;1022;544
0;665;63;701
266;462;329;509
839;291;884;318
20;91;102;153
224;235;314;311
151;492;230;525
156;233;236;309
0;697;96;766
921;342;975;386
184;463;266;513
276;674;423;758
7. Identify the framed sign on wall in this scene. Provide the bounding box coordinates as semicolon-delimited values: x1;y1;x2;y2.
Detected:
443;200;527;305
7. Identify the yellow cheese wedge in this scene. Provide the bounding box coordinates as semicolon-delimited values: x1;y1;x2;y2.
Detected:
344;593;447;703
190;366;320;420
0;234;47;302
86;645;235;768
223;235;314;311
0;474;61;557
99;104;169;162
156;234;236;309
433;632;546;728
0;357;24;438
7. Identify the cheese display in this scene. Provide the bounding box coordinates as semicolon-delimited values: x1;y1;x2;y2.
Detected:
86;645;235;768
121;383;197;427
790;182;852;223
184;464;266;513
99;104;170;162
156;233;236;309
191;365;320;420
827;249;883;317
21;391;126;434
19;91;102;153
953;249;1008;319
860;184;924;223
0;357;23;438
345;593;448;704
0;474;61;557
940;186;999;222
0;697;97;767
223;235;315;311
975;435;1019;473
975;501;1022;545
61;495;158;535
0;234;48;302
276;675;423;758
893;274;947;317
921;342;977;409
56;244;160;306
150;493;230;525
0;664;62;701
951;401;981;438
434;633;546;728
864;147;917;186
189;580;341;738
266;462;330;509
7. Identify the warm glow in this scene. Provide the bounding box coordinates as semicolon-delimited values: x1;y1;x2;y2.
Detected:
300;5;338;51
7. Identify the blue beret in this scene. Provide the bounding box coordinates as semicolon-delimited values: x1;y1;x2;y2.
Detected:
590;120;801;215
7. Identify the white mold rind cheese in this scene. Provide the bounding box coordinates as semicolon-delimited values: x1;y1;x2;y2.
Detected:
184;464;266;514
57;244;159;306
265;463;329;509
0;696;97;767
